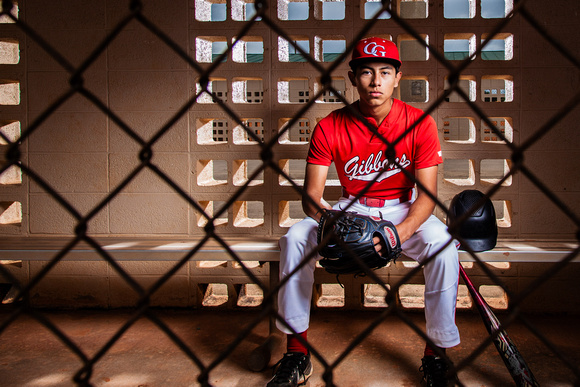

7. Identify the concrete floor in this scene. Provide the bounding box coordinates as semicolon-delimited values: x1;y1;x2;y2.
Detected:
0;308;578;387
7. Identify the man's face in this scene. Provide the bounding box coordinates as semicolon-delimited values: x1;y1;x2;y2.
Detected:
348;62;402;108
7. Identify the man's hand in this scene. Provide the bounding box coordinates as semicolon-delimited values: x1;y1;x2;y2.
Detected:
373;236;385;254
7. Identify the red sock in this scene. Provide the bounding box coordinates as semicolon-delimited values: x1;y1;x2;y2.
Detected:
424;342;446;358
287;330;308;355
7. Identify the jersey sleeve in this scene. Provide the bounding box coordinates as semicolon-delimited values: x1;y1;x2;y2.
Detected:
413;114;443;169
306;116;334;167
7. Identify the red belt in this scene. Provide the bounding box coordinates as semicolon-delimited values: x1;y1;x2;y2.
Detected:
344;188;412;208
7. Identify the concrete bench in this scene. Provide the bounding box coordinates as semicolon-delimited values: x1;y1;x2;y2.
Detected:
0;236;577;371
0;236;576;262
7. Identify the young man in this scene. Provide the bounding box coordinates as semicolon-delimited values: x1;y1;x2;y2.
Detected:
267;37;460;387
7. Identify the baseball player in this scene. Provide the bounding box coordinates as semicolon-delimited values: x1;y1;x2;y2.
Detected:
266;37;460;387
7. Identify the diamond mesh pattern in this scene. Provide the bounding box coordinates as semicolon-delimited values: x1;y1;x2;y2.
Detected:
0;0;579;386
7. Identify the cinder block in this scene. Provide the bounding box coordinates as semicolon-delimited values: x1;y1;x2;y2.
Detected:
517;262;580;284
518;277;580;314
26;29;107;72
106;1;188;30
30;260;108;277
108;71;188;112
520;151;580;192
519;108;580;150
190;267;269;287
109;193;189;234
27;71;106;113
109;112;189;153
0;81;20;105
30;276;109;308
0;260;28;284
521;67;578;109
463;261;517;277
109;152;190;194
114;261;189;277
25;1;105;30
520;19;579;68
29;193;109;234
29;153;108;193
519;193;578;237
315;283;345;308
28;112;107;153
108;27;188;70
109;275;190;308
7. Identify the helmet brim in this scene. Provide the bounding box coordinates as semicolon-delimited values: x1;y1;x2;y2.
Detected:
457;236;497;252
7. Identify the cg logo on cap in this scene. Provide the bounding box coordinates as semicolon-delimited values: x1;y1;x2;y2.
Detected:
363;42;387;58
349;37;401;68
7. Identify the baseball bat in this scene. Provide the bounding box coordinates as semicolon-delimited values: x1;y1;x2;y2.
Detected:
459;265;540;387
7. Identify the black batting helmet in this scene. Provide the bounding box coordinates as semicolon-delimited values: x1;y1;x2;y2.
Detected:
447;190;498;252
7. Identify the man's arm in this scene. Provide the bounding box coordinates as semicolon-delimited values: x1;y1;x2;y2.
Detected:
302;163;331;222
395;165;438;244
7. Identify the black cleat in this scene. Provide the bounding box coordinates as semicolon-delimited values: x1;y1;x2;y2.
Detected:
266;352;313;387
420;356;455;387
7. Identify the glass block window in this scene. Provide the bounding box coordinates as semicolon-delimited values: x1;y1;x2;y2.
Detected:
278;78;310;104
233;159;264;186
445;76;476;102
481;33;513;61
443;159;475;186
316;78;346;103
196;78;228;104
444;0;475;19
232;37;264;63
315;36;346;62
279;0;309;20
400;0;428;19
481;0;513;18
197;159;228;186
232;0;262;21
363;0;391;19
279;159;306;186
481;117;513;143
443;117;476;143
234;118;264;144
315;0;345;20
481;159;512;186
232;78;263;104
278;118;311;144
444;34;476;61
399;34;429;61
481;76;513;103
279;36;310;62
196;0;227;21
197;118;229;144
400;77;429;103
196;36;228;63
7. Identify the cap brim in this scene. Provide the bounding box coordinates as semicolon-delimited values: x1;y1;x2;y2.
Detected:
349;57;402;70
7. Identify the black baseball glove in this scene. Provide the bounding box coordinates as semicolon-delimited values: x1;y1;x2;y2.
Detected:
316;210;402;275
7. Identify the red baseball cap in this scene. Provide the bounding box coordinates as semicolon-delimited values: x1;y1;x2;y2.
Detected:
349;37;402;70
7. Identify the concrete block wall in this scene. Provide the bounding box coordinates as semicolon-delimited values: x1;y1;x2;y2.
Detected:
0;0;578;310
22;259;271;309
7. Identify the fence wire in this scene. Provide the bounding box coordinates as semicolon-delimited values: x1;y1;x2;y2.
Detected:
0;0;579;386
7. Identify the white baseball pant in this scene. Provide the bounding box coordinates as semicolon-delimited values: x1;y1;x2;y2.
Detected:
276;197;461;348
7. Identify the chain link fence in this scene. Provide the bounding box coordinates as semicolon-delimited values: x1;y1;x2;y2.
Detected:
0;0;579;385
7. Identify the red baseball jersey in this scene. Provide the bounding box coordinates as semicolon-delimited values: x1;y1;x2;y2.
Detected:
307;99;442;199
